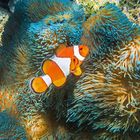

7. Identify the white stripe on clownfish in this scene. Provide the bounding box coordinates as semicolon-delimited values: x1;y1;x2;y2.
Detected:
41;75;52;87
50;55;71;77
74;45;85;61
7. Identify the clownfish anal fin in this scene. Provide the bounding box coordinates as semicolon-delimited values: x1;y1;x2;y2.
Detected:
53;77;66;87
72;67;82;76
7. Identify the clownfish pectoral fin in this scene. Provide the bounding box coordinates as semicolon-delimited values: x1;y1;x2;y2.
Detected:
70;56;79;71
30;77;48;94
72;66;82;76
53;76;66;87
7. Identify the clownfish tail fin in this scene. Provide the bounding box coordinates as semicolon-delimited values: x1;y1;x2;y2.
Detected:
30;76;51;94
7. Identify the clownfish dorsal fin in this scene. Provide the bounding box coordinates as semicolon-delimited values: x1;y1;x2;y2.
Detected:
42;59;54;74
55;44;67;56
42;58;67;87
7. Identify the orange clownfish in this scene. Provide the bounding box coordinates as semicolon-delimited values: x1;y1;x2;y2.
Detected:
30;45;89;94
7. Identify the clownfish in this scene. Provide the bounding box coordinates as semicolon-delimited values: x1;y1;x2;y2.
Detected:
30;45;89;94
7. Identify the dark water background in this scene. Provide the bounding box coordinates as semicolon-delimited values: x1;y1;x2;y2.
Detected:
0;0;10;10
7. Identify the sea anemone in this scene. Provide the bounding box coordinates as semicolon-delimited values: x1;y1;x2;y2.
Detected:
0;7;9;46
0;1;140;140
66;3;140;139
0;111;26;139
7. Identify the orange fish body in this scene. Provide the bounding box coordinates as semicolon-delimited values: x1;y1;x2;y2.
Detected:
30;45;89;94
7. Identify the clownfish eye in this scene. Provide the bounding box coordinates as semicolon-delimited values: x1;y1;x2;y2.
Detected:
78;45;89;57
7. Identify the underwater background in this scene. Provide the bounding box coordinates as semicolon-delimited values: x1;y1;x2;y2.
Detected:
0;0;140;139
